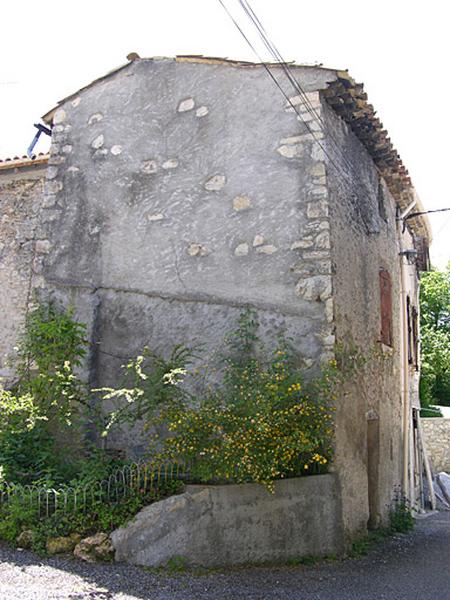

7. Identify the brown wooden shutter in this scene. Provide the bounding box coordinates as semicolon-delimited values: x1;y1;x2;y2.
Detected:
379;269;393;346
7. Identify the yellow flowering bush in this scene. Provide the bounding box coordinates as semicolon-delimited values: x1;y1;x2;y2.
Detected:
152;311;336;491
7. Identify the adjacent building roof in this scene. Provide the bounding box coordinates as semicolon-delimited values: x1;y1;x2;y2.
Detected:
0;153;48;174
36;55;431;242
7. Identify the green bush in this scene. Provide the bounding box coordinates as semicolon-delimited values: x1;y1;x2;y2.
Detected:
98;310;337;491
389;499;414;533
0;480;182;555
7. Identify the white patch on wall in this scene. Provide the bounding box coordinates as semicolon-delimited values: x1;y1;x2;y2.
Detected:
91;135;104;149
147;213;164;222
162;159;179;170
196;106;209;117
178;98;195;112
71;97;81;108
252;234;264;247
234;243;249;256
204;175;226;191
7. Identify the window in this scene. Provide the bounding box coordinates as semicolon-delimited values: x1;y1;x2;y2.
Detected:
379;269;392;346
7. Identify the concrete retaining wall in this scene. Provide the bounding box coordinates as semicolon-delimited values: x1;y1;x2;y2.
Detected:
111;474;343;567
422;418;450;473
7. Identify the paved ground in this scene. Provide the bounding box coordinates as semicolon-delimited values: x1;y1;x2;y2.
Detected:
1;511;450;599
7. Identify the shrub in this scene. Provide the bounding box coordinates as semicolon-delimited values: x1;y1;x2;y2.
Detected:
100;309;337;491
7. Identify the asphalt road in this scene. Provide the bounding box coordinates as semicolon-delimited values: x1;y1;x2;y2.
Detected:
1;511;450;599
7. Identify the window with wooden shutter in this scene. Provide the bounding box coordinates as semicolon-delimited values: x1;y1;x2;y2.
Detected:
379;269;393;347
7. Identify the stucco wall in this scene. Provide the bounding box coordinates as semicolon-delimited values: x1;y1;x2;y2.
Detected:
0;166;46;383
422;418;450;473
323;100;404;539
37;60;339;449
112;474;344;567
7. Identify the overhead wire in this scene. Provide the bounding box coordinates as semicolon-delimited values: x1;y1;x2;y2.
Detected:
236;0;376;185
218;0;416;234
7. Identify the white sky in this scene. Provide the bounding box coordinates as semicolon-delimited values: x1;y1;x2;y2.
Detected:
1;0;448;268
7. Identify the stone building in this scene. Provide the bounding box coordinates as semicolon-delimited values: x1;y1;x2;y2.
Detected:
0;56;432;542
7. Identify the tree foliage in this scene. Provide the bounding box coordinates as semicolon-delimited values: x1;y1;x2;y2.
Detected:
420;265;450;407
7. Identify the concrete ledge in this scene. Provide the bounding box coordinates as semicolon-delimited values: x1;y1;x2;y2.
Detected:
111;474;344;567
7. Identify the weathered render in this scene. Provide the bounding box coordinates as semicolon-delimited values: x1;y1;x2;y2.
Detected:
112;475;343;567
422;418;450;473
0;157;47;383
0;57;433;547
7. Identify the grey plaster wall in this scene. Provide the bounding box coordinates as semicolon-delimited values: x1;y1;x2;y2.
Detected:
322;101;403;539
38;60;339;449
111;474;343;567
0;167;46;383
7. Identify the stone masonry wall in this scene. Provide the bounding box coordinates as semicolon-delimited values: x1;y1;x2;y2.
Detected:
422;418;450;473
0;165;46;383
323;99;403;539
37;60;339;452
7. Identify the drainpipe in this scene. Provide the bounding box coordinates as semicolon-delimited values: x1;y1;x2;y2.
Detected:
396;201;416;502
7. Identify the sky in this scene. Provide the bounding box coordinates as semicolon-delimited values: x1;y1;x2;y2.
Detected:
1;0;448;268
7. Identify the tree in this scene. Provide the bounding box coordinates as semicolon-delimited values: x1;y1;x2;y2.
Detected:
420;264;450;407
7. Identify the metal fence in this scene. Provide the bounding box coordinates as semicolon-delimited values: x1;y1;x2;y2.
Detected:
0;461;190;518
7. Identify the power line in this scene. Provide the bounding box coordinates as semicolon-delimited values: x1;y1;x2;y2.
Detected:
218;0;387;233
405;208;450;220
235;0;370;183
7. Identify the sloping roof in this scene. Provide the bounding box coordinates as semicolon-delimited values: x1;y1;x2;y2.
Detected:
40;55;430;241
0;153;48;173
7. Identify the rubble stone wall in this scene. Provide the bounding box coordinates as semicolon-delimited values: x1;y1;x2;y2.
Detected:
422;418;450;473
0;165;46;382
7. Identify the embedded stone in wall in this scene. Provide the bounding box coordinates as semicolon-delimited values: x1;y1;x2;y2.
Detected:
187;243;208;257
111;145;123;156
88;113;103;125
277;145;303;159
310;162;326;177
291;239;314;250
71;97;81;108
256;244;278;255
178;98;195;112
162;159;178;170
91;134;104;150
234;243;249;256
204;175;226;191
53;109;66;124
196;106;209;117
141;160;158;174
252;234;264;247
147;213;164;222
233;195;251;211
307;201;329;219
35;240;51;254
315;231;331;250
46;166;58;180
324;298;334;323
295;275;332;302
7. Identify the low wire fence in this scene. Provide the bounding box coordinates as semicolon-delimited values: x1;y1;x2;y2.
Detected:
0;461;191;519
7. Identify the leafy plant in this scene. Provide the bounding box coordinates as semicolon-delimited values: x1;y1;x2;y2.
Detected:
144;310;335;491
389;498;414;533
420;265;450;407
